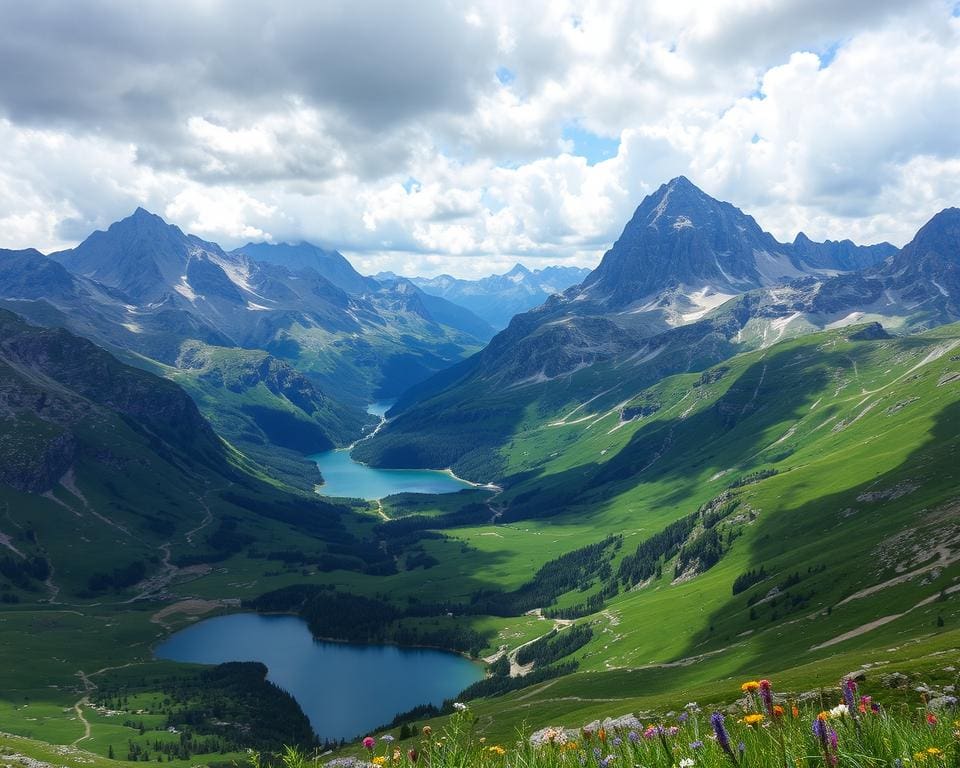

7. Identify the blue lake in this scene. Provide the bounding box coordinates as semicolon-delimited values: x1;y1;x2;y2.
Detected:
155;613;484;741
309;401;477;500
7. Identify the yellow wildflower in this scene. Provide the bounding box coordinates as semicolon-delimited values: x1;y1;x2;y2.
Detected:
741;681;761;693
487;745;506;756
743;713;765;726
927;747;943;756
372;758;387;767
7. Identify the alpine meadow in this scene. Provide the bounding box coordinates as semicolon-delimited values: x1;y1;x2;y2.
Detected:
1;3;960;768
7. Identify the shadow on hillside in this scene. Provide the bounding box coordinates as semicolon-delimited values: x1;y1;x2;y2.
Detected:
497;338;886;523
666;394;960;686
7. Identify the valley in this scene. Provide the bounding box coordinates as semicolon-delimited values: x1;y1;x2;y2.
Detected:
1;182;960;767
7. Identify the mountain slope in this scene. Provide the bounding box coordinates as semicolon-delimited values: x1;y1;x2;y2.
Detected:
232;241;378;295
0;309;390;602
357;184;953;478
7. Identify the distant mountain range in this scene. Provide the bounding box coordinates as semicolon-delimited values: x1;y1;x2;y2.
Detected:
377;264;592;329
356;177;960;478
0;209;495;482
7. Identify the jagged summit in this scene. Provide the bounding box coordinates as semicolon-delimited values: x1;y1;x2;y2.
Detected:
576;177;790;307
575;178;897;310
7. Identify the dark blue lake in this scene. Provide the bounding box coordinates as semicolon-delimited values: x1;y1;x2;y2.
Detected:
155;613;483;741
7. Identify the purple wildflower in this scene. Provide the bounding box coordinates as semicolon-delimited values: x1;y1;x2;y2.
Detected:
828;729;838;751
690;741;704;750
666;726;679;736
710;712;738;764
627;731;639;744
593;747;602;759
611;737;622;748
381;735;395;744
842;679;858;715
738;741;745;755
678;712;689;724
599;755;615;768
759;679;774;717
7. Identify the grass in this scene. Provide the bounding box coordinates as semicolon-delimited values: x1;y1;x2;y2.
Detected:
4;323;960;761
286;673;960;768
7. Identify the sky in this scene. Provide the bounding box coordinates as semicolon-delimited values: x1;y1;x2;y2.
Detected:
0;1;958;279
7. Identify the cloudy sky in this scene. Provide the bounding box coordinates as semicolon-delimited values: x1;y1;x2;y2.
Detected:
1;0;958;278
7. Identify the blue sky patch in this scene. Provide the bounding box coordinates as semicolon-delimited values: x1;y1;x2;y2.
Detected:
818;40;842;68
496;66;515;85
562;123;620;165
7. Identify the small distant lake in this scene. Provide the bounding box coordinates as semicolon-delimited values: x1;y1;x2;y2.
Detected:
155;613;484;742
310;401;477;500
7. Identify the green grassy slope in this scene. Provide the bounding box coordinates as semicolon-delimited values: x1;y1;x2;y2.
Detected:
322;323;960;739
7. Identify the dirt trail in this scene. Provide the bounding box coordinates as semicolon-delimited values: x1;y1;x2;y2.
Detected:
483;610;573;678
71;671;94;745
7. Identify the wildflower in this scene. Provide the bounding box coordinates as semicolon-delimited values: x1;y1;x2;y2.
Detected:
685;702;702;713
743;714;764;727
679;759;695;768
421;726;432;737
842;679;860;721
859;696;872;714
371;758;386;767
812;718;837;766
710;712;738;764
563;742;579;752
452;702;468;712
382;735;395;744
690;740;704;750
487;746;506;756
927;713;939;726
772;705;785;719
598;755;615;768
611;737;622;748
828;730;838;751
598;728;607;743
828;704;849;719
792;705;800;718
678;711;689;724
627;731;639;744
363;737;376;751
759;679;775;716
927;747;944;756
407;750;418;763
741;681;761;693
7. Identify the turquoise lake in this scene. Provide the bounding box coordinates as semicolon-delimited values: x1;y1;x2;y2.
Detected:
309;401;477;500
155;613;483;741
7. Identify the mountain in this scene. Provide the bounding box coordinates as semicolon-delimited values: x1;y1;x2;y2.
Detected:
572;176;894;321
399;263;592;329
356;181;954;479
232;241;378;296
1;211;491;477
0;307;393;600
165;341;370;490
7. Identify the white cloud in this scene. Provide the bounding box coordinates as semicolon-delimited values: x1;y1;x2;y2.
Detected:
0;1;957;277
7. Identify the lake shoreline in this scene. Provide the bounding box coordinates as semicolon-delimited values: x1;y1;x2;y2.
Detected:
155;611;484;742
